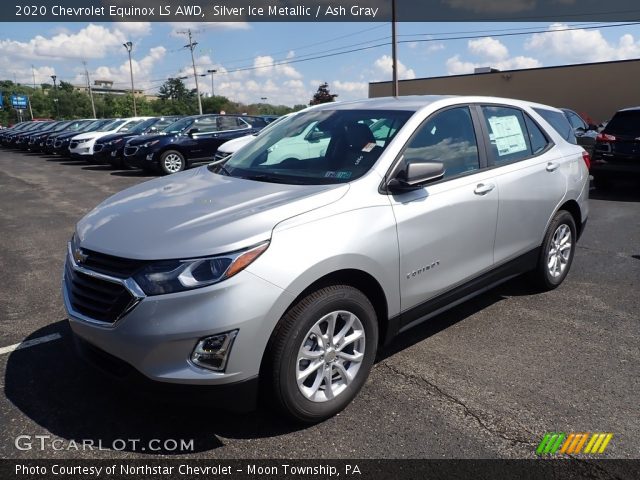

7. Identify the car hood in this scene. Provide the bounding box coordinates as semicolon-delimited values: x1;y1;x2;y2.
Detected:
127;133;172;146
218;134;256;153
72;131;114;141
96;132;135;144
76;166;349;260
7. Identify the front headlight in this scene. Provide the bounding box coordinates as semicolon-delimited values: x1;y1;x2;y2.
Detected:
133;242;269;295
142;140;160;148
75;138;90;144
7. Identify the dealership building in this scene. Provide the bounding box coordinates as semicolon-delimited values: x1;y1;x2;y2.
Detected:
369;58;640;124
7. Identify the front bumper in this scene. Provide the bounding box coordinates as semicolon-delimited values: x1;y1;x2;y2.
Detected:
63;255;294;387
123;145;156;169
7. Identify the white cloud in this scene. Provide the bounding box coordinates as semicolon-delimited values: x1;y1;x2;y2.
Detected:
114;22;152;37
77;46;167;91
332;81;368;100
426;43;446;53
525;23;640;63
252;55;302;79
0;24;155;61
468;37;509;62
445;36;541;75
373;55;416;80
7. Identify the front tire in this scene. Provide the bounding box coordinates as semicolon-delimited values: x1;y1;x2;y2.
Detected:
265;285;378;423
159;150;185;175
530;210;577;291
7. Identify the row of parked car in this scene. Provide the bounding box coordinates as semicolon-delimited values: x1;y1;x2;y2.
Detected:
0;114;273;175
1;105;638;187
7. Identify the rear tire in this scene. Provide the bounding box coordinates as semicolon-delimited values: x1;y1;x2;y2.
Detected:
530;210;576;291
264;285;378;423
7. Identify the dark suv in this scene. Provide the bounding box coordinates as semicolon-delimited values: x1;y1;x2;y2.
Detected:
123;115;266;174
93;116;180;169
592;107;640;188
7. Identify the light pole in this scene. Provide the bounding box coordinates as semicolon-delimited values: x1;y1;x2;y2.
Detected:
123;41;137;116
207;69;217;97
50;75;59;119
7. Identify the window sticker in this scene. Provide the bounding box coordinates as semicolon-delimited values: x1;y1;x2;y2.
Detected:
487;115;528;156
324;171;352;179
430;125;437;135
362;142;376;153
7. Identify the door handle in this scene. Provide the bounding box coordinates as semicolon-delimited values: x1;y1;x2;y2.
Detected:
546;162;559;172
474;183;495;195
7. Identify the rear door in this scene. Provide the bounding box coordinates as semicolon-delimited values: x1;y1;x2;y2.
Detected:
478;105;566;264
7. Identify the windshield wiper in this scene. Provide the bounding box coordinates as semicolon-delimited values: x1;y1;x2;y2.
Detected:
240;173;304;185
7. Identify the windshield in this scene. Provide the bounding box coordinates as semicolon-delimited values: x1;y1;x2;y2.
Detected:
161;117;194;134
127;118;157;135
81;119;111;132
605;110;640;136
99;119;126;132
210;109;412;185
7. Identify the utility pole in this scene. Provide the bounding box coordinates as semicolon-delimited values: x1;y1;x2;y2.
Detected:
207;69;217;97
391;0;399;97
123;41;137;116
50;75;59;119
83;61;97;118
31;65;37;90
181;29;203;115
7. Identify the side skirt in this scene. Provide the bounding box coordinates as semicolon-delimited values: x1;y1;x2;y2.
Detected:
383;248;539;345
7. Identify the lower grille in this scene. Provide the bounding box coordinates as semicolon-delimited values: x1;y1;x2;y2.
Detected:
123;146;139;156
65;261;136;324
93;144;104;152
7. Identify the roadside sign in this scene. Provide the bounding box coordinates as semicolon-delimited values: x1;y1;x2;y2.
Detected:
0;92;3;109
10;95;28;109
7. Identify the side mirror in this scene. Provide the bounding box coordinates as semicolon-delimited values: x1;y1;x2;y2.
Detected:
188;128;200;137
388;160;445;192
305;130;325;142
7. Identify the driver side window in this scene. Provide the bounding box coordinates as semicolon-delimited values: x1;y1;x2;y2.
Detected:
404;107;480;180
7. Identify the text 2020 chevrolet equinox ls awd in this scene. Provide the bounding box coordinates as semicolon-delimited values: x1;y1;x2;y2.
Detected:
63;96;589;422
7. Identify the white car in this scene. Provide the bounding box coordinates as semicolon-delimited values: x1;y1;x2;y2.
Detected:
213;114;291;162
69;117;150;158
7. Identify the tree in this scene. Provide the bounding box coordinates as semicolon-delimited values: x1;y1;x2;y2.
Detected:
158;78;192;101
59;81;74;93
309;82;338;106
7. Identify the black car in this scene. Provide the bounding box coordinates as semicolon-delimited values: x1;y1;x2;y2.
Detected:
93;116;180;169
28;120;91;153
42;119;95;154
561;108;598;157
2;121;51;148
592;107;640;189
0;122;32;146
48;119;114;156
123;115;264;174
14;122;56;150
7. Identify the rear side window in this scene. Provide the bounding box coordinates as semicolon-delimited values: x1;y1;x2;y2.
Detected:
524;116;550;155
533;107;576;144
481;106;533;165
604;110;640;136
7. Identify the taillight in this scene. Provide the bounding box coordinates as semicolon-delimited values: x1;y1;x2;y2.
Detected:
596;133;616;142
582;150;591;170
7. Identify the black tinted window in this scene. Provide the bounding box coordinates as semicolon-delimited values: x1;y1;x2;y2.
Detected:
604;110;640;136
524;115;549;155
405;107;479;179
534;107;576;144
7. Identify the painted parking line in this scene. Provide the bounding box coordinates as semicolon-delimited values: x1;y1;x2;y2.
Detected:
0;333;63;355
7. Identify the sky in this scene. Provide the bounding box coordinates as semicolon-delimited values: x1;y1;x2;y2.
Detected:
1;21;639;106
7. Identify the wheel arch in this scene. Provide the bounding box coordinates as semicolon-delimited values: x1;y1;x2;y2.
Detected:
557;199;583;239
258;268;390;386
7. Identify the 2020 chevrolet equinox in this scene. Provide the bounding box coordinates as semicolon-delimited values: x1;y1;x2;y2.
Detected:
63;96;589;422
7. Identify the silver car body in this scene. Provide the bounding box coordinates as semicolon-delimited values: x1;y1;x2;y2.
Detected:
64;96;589;389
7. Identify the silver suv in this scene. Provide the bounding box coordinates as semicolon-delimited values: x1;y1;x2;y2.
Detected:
63;96;590;422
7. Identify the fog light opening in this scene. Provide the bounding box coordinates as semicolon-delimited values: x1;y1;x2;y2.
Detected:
191;330;238;372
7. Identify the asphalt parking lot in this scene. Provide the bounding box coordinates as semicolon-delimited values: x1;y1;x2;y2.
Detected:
0;149;638;461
